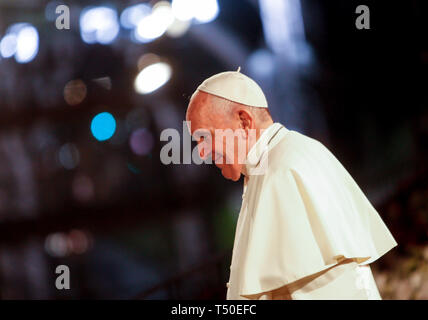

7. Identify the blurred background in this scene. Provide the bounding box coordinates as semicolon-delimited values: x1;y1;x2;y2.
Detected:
0;0;426;299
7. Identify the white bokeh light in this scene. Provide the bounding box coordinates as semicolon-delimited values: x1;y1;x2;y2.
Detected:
80;6;120;44
193;0;219;23
0;34;17;58
171;0;194;21
0;23;39;63
171;0;219;23
166;17;191;38
120;3;151;29
15;25;39;63
134;2;174;42
134;62;172;94
135;15;165;41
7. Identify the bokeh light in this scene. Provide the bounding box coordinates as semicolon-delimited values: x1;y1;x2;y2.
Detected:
129;128;154;156
79;6;120;44
45;1;61;21
171;0;194;21
134;62;172;95
134;1;174;42
0;34;17;58
171;0;219;23
166;17;191;38
64;79;87;106
92;76;112;90
247;49;275;78
193;0;219;23
68;229;92;254
120;3;151;29
72;174;95;203
0;23;39;63
57;143;80;170
137;53;160;70
15;24;39;63
44;232;69;257
45;230;92;257
91;112;117;141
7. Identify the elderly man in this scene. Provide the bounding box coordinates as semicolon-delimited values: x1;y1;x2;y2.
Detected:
186;69;397;300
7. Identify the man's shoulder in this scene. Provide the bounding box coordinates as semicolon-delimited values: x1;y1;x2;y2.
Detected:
267;130;323;173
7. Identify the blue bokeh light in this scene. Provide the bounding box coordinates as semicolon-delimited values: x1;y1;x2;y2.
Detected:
91;112;116;141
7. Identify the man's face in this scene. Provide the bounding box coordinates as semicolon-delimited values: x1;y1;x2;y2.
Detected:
186;92;247;181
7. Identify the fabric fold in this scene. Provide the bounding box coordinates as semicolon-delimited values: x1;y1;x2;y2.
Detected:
226;127;397;299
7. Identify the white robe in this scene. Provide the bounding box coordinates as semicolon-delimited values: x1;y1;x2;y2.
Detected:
226;123;397;300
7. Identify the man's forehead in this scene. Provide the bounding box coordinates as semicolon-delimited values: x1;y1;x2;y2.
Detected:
186;92;204;118
186;92;211;132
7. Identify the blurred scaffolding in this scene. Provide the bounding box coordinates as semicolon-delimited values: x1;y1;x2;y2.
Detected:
0;0;426;299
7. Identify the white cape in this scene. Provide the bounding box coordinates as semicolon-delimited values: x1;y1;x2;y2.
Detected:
226;123;397;299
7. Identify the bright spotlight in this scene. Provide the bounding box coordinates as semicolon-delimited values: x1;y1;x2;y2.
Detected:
134;62;172;94
0;23;39;63
166;17;191;38
171;0;219;23
193;0;219;23
120;3;151;29
135;15;165;41
134;2;174;42
171;0;194;21
0;34;17;58
80;6;120;44
91;112;117;141
15;25;39;63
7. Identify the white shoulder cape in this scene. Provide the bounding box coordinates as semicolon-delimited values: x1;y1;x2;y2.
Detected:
233;126;397;298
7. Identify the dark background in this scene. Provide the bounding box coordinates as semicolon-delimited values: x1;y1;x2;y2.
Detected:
0;0;426;299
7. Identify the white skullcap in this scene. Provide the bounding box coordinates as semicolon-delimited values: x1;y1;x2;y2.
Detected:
194;67;268;108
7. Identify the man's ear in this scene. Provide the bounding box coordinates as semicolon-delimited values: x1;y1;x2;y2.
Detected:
238;109;254;131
